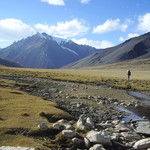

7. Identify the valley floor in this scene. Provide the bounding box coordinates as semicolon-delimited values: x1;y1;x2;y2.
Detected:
0;74;150;149
0;64;150;149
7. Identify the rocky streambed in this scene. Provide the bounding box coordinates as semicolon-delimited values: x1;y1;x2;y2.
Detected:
0;75;150;150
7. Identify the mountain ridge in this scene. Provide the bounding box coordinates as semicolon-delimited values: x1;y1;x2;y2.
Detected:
63;32;150;68
0;33;100;69
0;57;22;67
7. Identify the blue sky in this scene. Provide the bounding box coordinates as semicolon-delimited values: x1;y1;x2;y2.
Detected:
0;0;150;48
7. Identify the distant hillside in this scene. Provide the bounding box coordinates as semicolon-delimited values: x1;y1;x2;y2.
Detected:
0;57;22;67
64;32;150;68
82;58;150;71
0;33;100;69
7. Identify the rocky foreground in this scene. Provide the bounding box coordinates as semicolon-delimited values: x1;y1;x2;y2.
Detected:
0;116;150;150
0;75;150;150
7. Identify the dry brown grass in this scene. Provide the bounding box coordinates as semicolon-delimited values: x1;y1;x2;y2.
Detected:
0;64;150;91
0;79;73;148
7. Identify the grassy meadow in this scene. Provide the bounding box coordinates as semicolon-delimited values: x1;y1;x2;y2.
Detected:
0;79;73;148
0;59;150;148
0;60;150;91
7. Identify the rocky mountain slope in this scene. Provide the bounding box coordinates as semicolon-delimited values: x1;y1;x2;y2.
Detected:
0;57;22;67
64;32;150;68
0;33;99;69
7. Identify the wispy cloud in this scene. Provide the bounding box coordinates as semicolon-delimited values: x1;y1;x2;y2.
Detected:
40;0;65;6
35;19;89;38
72;38;113;49
138;13;150;32
0;18;35;41
80;0;91;4
119;33;139;42
93;19;128;34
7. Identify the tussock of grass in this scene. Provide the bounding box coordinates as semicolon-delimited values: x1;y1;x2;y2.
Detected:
0;79;73;148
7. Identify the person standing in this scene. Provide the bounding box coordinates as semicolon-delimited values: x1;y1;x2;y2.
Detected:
127;70;131;80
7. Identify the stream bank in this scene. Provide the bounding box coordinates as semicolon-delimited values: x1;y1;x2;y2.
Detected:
0;75;150;150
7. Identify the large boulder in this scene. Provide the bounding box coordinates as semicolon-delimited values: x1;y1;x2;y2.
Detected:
115;123;132;132
121;132;141;142
53;123;64;130
62;130;76;138
136;124;150;135
86;117;94;129
76;115;87;131
38;123;48;131
133;138;150;150
84;137;90;148
86;130;112;146
72;137;83;146
76;115;85;127
64;124;74;130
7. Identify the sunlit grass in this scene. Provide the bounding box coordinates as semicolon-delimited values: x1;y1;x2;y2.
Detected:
0;79;73;147
0;66;150;90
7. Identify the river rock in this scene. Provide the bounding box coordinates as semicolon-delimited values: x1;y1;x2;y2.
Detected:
84;137;90;148
38;123;48;131
115;123;131;132
72;138;83;146
89;144;106;150
86;130;112;146
76;115;87;131
57;119;67;124
86;117;94;129
0;146;37;150
121;131;141;141
62;130;76;138
136;124;150;135
112;120;120;125
65;124;74;130
111;133;121;141
77;115;85;126
53;123;64;130
133;138;150;150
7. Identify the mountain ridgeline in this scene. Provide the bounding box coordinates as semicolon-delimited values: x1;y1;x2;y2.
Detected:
0;57;22;68
63;32;150;68
0;33;100;69
0;32;150;69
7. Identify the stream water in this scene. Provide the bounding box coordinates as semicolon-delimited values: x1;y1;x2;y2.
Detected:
116;107;143;122
116;91;150;123
128;91;150;106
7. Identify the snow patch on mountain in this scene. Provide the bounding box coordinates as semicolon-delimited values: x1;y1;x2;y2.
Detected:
61;46;79;56
36;32;52;40
53;37;68;44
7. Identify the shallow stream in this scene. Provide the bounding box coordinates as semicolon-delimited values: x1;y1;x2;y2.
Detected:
116;90;150;123
128;91;150;106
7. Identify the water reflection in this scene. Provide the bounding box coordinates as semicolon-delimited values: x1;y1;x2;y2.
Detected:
128;91;150;106
116;107;143;122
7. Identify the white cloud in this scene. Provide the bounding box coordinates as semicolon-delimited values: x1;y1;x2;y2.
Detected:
138;13;150;32
0;18;35;41
41;0;65;5
119;33;139;42
72;38;113;49
93;19;128;34
35;19;89;38
80;0;91;4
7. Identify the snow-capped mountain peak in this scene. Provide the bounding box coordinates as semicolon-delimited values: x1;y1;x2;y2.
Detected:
52;36;68;45
36;32;69;45
36;32;52;40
